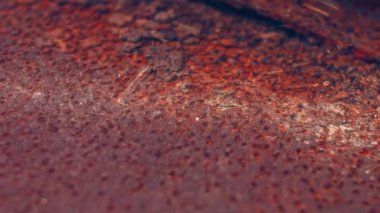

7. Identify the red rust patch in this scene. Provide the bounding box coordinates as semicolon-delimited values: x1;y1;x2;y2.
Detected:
0;0;379;212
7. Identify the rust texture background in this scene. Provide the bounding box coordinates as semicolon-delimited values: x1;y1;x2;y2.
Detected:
218;0;380;60
0;0;379;212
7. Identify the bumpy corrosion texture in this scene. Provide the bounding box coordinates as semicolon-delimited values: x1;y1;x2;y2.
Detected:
0;0;379;212
217;0;380;60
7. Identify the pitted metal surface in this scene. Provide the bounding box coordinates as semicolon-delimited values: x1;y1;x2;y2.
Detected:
0;0;379;212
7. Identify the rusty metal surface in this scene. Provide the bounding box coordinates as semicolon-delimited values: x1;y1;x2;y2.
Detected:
217;0;380;60
0;0;379;212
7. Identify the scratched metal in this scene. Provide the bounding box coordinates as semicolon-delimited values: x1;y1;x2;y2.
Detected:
0;0;379;212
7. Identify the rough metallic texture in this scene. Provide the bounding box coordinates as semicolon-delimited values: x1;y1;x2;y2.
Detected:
217;0;380;61
0;0;379;212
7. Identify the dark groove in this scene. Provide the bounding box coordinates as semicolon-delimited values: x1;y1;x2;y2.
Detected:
199;0;317;42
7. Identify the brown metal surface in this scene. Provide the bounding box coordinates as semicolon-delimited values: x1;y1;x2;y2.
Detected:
0;0;379;212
